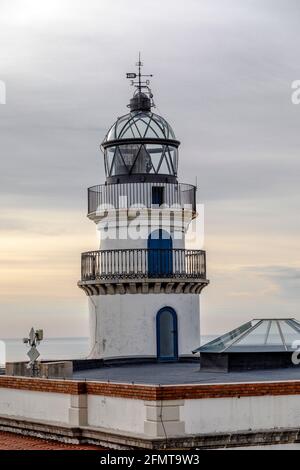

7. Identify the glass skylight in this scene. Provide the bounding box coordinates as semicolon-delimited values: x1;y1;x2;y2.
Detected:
194;319;300;353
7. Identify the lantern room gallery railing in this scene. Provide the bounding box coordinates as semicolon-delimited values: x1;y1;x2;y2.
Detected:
81;249;206;281
87;182;196;215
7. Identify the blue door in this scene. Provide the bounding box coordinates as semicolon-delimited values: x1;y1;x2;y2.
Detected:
148;229;173;277
156;307;178;361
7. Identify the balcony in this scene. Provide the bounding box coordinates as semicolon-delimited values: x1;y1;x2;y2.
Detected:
81;248;206;282
87;182;196;217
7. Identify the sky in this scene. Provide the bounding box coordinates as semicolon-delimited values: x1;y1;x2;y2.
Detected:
0;0;300;338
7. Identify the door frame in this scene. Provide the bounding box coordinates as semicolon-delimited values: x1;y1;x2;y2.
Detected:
156;306;178;362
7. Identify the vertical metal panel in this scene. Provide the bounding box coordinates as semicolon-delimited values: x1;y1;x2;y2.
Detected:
87;183;197;214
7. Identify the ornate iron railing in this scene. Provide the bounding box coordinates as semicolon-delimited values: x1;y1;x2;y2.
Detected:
81;249;206;281
87;182;196;215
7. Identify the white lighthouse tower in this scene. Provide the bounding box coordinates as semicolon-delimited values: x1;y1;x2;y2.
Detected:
78;59;209;361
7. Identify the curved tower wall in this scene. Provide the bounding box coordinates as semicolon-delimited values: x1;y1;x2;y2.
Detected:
88;294;200;359
97;209;190;251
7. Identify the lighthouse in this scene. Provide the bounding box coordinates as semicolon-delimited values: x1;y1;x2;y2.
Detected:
78;58;209;361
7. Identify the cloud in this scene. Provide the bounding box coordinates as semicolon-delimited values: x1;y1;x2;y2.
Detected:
1;0;300;336
242;265;300;299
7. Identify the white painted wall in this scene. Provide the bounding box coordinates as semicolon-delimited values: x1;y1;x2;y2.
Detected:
0;388;70;424
88;395;146;434
98;209;191;250
88;293;200;359
182;395;300;435
1;386;300;440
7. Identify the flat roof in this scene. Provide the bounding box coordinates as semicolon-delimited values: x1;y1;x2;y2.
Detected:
73;362;300;385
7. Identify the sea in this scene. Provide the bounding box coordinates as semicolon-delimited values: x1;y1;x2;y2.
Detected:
0;335;216;365
0;337;90;365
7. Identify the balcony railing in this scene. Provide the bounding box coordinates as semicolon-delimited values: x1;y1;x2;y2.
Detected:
88;182;196;215
81;249;206;281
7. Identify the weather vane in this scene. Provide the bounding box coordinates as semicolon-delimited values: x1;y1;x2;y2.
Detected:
126;53;155;107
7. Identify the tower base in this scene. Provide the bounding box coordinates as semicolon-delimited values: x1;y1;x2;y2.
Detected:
87;294;200;360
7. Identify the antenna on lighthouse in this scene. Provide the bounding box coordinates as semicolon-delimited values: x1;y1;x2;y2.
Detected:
137;51;142;93
126;54;155;110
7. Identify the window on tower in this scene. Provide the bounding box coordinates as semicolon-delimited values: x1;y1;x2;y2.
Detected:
152;186;164;206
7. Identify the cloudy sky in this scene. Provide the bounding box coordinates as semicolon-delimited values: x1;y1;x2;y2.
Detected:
1;0;300;338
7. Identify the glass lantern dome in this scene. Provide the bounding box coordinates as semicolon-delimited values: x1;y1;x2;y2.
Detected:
103;111;176;142
101;92;180;184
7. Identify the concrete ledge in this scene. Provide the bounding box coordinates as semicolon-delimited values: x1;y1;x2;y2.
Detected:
40;361;73;379
72;356;198;371
0;415;82;445
0;414;300;449
6;361;73;379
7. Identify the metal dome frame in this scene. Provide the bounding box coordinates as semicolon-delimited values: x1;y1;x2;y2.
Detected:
102;111;178;144
193;318;300;372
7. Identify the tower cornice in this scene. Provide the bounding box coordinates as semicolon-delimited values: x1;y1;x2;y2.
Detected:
78;279;209;296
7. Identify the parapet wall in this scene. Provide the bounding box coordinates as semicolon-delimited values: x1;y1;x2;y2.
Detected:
1;375;300;449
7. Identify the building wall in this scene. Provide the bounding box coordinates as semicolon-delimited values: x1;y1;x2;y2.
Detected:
1;377;300;447
182;395;300;434
87;395;146;434
0;388;70;424
87;293;200;359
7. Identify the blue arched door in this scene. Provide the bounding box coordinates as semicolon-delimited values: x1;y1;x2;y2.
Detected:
148;229;173;277
156;307;178;361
